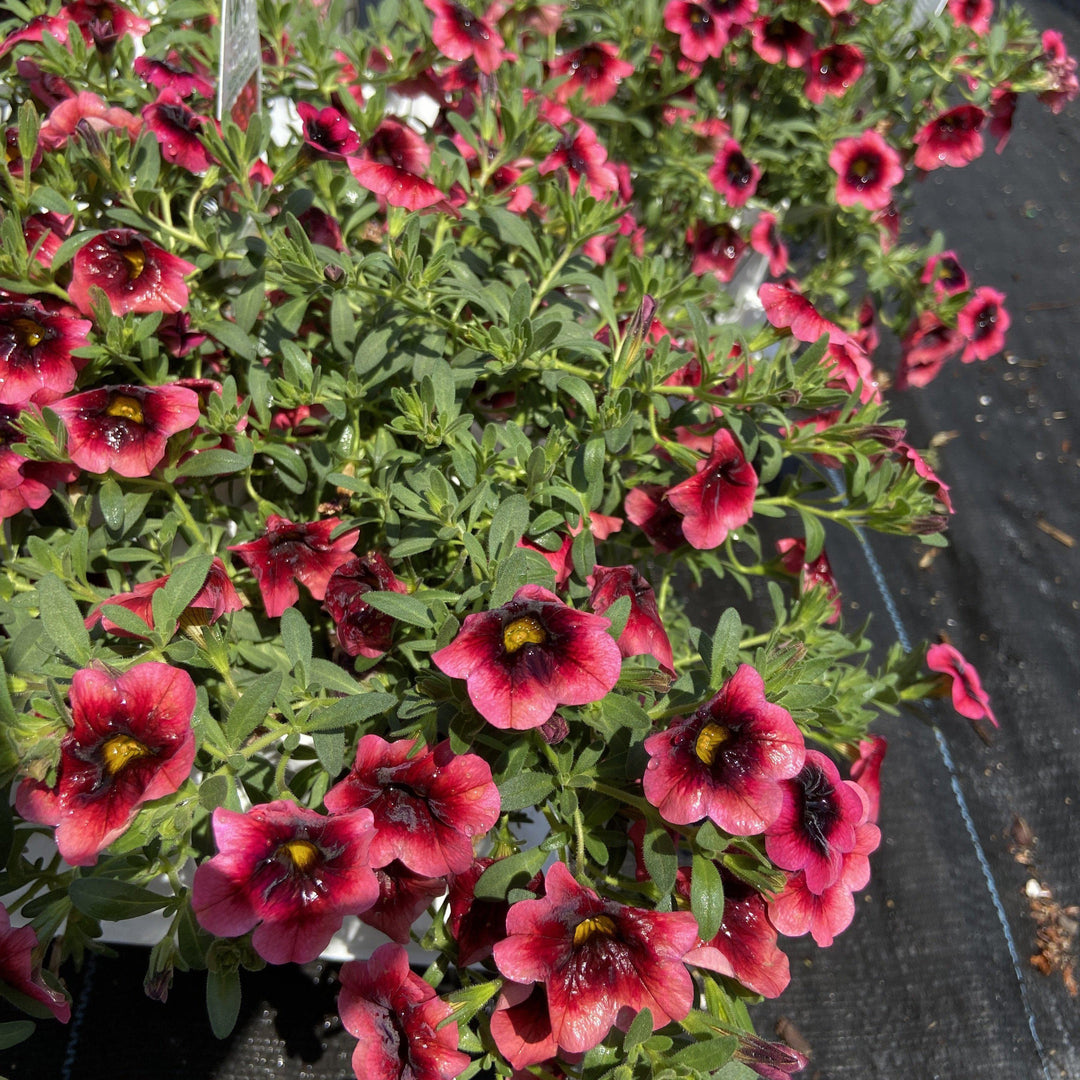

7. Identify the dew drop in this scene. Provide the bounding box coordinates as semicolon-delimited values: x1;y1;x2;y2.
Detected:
979;394;991;406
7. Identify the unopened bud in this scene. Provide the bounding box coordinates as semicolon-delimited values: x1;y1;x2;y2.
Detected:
908;514;949;535
733;1031;808;1077
539;713;569;744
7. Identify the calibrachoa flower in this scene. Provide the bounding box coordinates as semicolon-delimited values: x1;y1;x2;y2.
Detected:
297;101;360;158
643;663;806;834
688;222;747;282
0;298;92;407
957;286;1010;361
665;429;758;550
709;139;761;208
828;130;904;212
758;282;849;345
850;734;887;824
36;91;142;151
926;642;998;727
624;483;686;553
493;861;700;1055
804;43;864;104
16;662;196;866
67;228;196;317
447;857;543;966
338;942;470;1080
85;556;243;636
0;903;70;1023
142;88;214;172
587;564;675;675
358;862;447;944
664;1;733;63
750;17;814;68
424;0;508;73
765;749;866;894
0;407;79;519
50;383;201;478
948;0;994;37
431;583;623;730
323;735;500;877
227;514;360;617
538;123;620;200
921;250;970;300
776;538;841;623
550;43;634;105
489;980;564;1070
896;311;963;389
191;800;380;964
323;552;408;657
348;118;448;211
913;105;986;171
750;212;788;277
133;53;214;98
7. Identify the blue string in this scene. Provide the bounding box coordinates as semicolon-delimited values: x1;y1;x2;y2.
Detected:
60;952;96;1080
828;469;1053;1080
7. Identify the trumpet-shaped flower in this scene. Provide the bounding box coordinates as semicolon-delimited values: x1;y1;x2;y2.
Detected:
0;298;92;407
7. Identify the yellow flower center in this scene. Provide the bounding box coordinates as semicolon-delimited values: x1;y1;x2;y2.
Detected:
694;722;731;766
121;244;147;280
276;839;320;873
12;317;45;349
573;914;616;946
503;615;546;654
101;733;152;776
105;394;146;424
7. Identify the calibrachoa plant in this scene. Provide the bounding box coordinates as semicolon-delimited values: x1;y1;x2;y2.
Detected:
0;0;1073;1075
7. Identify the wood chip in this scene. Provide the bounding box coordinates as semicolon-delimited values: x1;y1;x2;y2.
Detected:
1036;516;1076;548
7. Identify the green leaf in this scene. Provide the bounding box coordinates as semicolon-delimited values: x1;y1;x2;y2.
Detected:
226;671;284;746
98;477;125;533
480;206;542;265
558;375;597;420
670;1035;738;1073
0;1020;36;1050
37;574;90;666
622;1008;654;1054
312;729;345;778
206;968;241;1040
172;444;254;479
197;773;232;812
488;494;530;560
68;878;170;921
642;824;677;895
474;847;548;900
690;854;724;941
360;591;433;629
280;607;313;671
711;608;743;686
798;508;827;564
498;771;555;813
204;319;257;361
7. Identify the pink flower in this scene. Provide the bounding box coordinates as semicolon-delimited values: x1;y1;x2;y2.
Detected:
348;118;449;211
323;552;408;657
37;91;141;151
758;283;850;345
489;981;566;1070
431;584;622;730
765;749;866;894
828;130;903;211
142;89;214;172
193;801;379;965
0;298;92;407
804;43;864;104
957;286;1009;361
947;0;994;36
913;105;986;171
50;383;200;478
688;222;747;281
538;123;620;200
850;735;886;824
989;87;1018;152
664;1;733;63
297;101;360;158
665;429;758;550
588;565;674;675
921;250;970;301
896;311;963;389
323;735;500;877
550;42;634;105
133;53;214;98
1039;30;1079;114
926;642;998;727
709;139;761;207
643;663;806;834
776;538;841;623
625;483;686;553
424;0;508;73
750;212;788;277
0;903;70;1023
447;857;542;966
85;557;243;637
67;228;196;317
358;862;447;945
16;663;196;866
493;861;700;1055
0;407;79;519
750;17;814;67
227;515;359;617
339;943;470;1080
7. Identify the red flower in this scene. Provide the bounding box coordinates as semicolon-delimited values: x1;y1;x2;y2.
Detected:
947;0;993;36
688;222;747;281
750;17;814;67
1039;30;1079;114
16;663;196;866
37;91;142;151
192;801;379;964
359;862;447;945
550;43;634;106
643;663;806;834
142;89;213;172
348;118;449;211
228;514;359;617
23;211;74;269
297;101;360;158
624;482;686;553
989;87;1018;153
804;44;864;104
957;286;1009;361
850;735;886;824
0;903;70;1023
750;212;788;277
133;53;214;98
776;538;841;623
920;250;969;300
67;229;196;317
424;0;508;73
323;552;408;657
324;735;501;877
339;943;470;1080
587;565;674;675
665;429;757;550
538;124;620;200
0;407;79;519
489;981;565;1070
679;868;790;999
896;311;963;389
431;584;622;730
0;298;92;407
493;861;700;1055
927;642;998;727
913;105;985;171
0;14;73;59
664;1;734;63
708;139;761;208
897;442;954;514
764;749;866;894
50;382;200;478
157;311;207;358
758;282;849;345
85;557;243;637
447;857;542;966
828;130;903;211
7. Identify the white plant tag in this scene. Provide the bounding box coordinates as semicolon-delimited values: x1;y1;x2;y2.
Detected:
217;0;262;128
